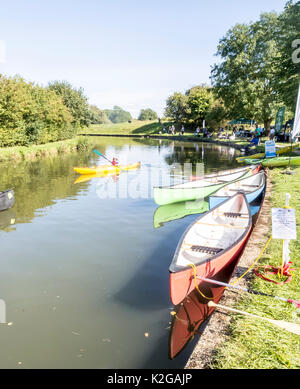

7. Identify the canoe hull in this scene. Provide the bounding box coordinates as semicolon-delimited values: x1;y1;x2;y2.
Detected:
74;162;141;175
154;167;258;206
169;193;252;305
245;156;300;167
236;143;299;163
189;165;259;182
169;230;251;306
209;182;265;210
154;182;225;206
0;189;15;212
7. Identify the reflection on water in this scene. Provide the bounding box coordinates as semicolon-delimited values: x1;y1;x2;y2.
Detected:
0;209;16;230
0;137;243;368
153;199;209;229
169;258;237;359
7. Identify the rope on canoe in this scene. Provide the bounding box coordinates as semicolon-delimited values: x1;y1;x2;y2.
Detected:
232;235;273;285
188;263;216;301
189;232;294;303
188;235;273;301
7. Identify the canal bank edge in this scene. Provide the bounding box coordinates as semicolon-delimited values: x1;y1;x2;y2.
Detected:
0;136;90;162
80;133;248;151
184;176;272;369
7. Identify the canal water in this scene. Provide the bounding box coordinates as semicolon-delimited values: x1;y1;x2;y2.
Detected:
0;137;240;368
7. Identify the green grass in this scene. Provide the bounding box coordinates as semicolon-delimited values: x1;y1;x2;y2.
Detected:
81;120;165;135
211;167;300;369
0;136;92;162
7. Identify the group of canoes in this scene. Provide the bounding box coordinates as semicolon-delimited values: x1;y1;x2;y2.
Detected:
153;164;265;306
236;143;300;167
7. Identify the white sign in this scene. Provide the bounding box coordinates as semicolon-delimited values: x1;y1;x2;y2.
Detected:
272;208;297;240
265;140;276;158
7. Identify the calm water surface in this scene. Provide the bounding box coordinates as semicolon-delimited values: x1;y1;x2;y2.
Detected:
0;137;240;368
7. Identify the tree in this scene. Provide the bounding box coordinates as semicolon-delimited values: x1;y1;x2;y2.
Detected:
211;13;284;133
48;81;90;128
89;105;110;124
164;92;190;123
274;1;300;111
185;85;214;124
0;75;73;147
205;100;228;128
104;106;132;123
138;108;158;121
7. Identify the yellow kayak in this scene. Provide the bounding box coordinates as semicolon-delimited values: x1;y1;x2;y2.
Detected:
74;161;141;175
236;143;299;163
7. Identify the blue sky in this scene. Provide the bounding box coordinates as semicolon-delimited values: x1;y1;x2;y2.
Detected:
0;0;289;117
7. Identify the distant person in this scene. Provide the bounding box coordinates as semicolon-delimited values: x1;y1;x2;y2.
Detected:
269;127;275;140
249;136;259;147
255;124;262;137
229;132;236;140
181;126;185;135
196;126;200;137
112;157;119;166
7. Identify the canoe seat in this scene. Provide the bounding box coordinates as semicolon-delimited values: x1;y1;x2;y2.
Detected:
223;212;243;218
228;184;260;192
190;245;223;254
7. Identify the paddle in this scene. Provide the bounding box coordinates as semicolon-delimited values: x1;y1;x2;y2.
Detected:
208;301;300;336
93;149;115;165
198;276;300;308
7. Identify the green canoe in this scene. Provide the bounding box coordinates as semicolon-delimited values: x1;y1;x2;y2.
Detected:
245;156;300;167
153;199;209;229
153;166;257;206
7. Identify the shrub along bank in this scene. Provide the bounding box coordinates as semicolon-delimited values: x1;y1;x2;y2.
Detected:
0;75;90;148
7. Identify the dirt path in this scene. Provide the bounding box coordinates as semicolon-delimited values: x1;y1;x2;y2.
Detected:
185;176;272;369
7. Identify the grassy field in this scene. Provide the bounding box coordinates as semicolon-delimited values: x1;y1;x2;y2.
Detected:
81;120;164;135
211;167;300;369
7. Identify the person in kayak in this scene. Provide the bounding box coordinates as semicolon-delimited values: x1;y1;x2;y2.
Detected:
112;157;119;166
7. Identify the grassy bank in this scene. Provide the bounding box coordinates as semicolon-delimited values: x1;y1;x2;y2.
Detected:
211;167;300;369
81;120;164;135
0;136;91;162
81;122;293;153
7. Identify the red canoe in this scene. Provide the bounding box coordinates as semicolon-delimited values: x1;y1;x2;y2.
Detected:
169;192;252;306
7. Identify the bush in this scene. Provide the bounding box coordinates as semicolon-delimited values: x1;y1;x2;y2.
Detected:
48;80;91;127
138;108;158;121
104;106;132;123
0;75;74;147
89;105;110;124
